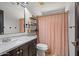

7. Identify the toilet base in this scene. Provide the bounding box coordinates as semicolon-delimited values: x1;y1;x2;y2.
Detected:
37;50;45;56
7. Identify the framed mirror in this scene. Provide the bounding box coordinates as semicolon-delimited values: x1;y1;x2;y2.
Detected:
0;2;25;35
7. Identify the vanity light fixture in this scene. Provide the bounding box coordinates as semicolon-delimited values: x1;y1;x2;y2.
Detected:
17;2;29;8
11;2;29;8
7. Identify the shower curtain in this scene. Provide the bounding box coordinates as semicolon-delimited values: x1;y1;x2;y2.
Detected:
37;12;68;56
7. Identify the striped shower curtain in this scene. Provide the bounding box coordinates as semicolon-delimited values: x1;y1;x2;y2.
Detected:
37;12;68;56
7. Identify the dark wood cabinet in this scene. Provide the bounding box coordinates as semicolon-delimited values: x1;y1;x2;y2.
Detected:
9;48;20;56
2;48;19;56
2;39;37;56
20;43;29;56
28;39;37;56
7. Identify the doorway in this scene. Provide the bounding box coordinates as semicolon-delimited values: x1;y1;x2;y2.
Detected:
0;10;4;35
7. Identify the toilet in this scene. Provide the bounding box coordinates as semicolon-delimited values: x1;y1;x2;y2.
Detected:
36;43;48;56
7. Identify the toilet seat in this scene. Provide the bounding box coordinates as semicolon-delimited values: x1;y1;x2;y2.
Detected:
37;43;48;51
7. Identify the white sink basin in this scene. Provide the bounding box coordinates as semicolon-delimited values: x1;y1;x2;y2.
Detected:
0;35;36;44
11;36;29;40
2;37;17;43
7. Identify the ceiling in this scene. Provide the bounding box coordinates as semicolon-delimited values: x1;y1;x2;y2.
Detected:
25;2;72;16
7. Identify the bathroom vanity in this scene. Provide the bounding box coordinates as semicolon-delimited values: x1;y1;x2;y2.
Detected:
0;35;37;56
0;2;37;56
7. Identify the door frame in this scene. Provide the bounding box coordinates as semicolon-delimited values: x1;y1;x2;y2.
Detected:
75;2;79;56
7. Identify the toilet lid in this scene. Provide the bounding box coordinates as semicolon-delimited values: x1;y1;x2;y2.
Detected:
37;43;48;51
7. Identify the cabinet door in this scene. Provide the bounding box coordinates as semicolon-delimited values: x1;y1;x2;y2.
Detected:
9;48;20;56
3;44;29;56
28;39;37;56
20;44;29;56
2;48;20;56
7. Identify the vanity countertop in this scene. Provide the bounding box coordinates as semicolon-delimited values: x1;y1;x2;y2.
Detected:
0;35;37;55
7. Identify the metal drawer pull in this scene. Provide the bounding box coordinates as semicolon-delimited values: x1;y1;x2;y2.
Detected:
20;50;23;53
17;51;20;54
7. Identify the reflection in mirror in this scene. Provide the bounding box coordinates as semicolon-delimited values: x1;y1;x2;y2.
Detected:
0;2;25;35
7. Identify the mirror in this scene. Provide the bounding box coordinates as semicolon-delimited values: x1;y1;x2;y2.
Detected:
0;2;25;35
